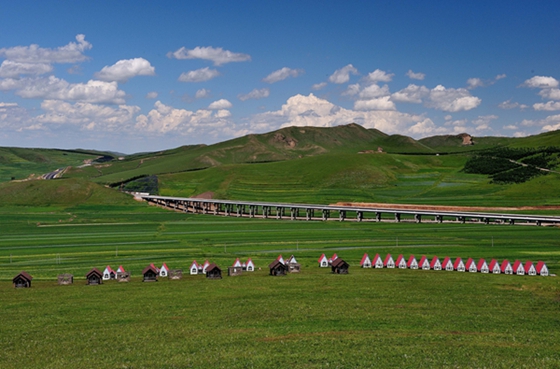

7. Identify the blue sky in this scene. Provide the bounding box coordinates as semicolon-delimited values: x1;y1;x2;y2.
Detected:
1;1;559;153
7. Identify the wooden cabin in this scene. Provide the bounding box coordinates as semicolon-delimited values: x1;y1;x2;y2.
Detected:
86;268;103;285
331;258;349;274
430;256;442;271
13;271;33;288
396;254;407;269
269;260;288;276
190;260;200;275
419;256;430;270
465;258;477;273
57;273;73;285
442;257;454;271
373;253;384;268
454;258;466;272
513;260;525;275
360;253;372;268
159;263;169;278
384;254;395;268
524;261;536;276
228;266;243;276
477;259;489;273
489;259;501;274
501;260;513;275
318;254;329;267
206;263;222;279
245;258;255;272
407;255;418;270
103;266;116;281
142;264;159;282
536;261;549;276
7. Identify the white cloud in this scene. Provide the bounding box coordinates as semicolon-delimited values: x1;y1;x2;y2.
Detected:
534;101;560;111
342;83;361;96
409;118;439;135
406;70;425;80
498;100;528;110
539;88;560;100
358;84;390;99
195;88;210;99
520;114;560;132
328;64;358;84
391;84;429;103
167;46;250;66
35;100;140;131
365;69;394;83
146;91;158;99
354;96;396;111
135;100;236;137
263;67;303;83
178;67;220;83
312;82;327;90
426;85;481;112
503;125;518;130
95;58;155;82
472;115;497;131
521;76;559;89
495;74;507;80
467;78;484;89
0;60;53;78
238;88;270;101
0;34;91;64
0;76;126;104
208;99;232;110
246;93;436;137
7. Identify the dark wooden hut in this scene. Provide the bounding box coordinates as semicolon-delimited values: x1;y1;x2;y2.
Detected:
13;271;33;288
206;263;222;279
86;268;103;285
269;260;288;276
142;264;159;282
57;273;74;285
331;258;349;274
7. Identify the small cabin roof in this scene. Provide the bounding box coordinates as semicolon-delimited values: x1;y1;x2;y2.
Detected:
331;258;349;268
442;256;451;265
13;271;33;283
191;260;199;268
465;258;475;268
430;256;440;268
161;263;169;271
206;263;221;272
246;258;254;265
86;268;102;278
524;261;534;270
454;258;464;268
536;261;547;273
373;253;382;262
477;259;487;270
276;255;285;264
269;259;288;270
501;259;511;271
318;253;327;263
142;264;158;275
117;265;126;272
419;256;428;265
383;254;393;265
489;259;499;269
407;255;417;267
395;254;405;264
513;260;523;270
360;253;370;265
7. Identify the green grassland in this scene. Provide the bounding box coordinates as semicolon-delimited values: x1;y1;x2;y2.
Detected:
0;205;559;368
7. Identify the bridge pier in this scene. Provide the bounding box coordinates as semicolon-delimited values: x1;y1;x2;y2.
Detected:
414;214;421;223
509;219;514;225
236;205;244;217
375;212;381;222
339;210;346;221
395;213;401;223
290;208;297;220
436;215;443;224
484;218;490;225
276;207;283;219
357;211;363;222
322;209;329;221
306;209;313;221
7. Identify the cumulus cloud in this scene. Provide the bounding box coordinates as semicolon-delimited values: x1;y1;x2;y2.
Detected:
245;93;439;137
342;83;361;96
354;96;395;111
539;88;560;100
426;85;481;112
238;88;270;101
498;100;528;110
328;64;358;84
146;91;158;99
95;58;155;82
467;78;484;89
195;88;210;99
167;46;250;66
519;114;560;132
311;82;327;90
263;67;303;83
0;60;53;78
406;70;425;80
471;115;498;131
365;69;394;83
208;99;232;110
521;76;559;89
503;125;518;130
358;84;390;99
534;101;560;111
178;67;220;83
0;34;91;64
0;76;126;104
135;100;236;137
392;84;429;103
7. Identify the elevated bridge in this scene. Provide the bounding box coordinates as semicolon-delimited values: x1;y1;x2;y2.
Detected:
141;195;560;226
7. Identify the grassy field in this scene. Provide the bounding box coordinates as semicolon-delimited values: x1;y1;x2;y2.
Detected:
0;204;559;368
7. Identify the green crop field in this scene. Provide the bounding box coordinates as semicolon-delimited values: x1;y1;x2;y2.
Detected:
1;203;559;368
